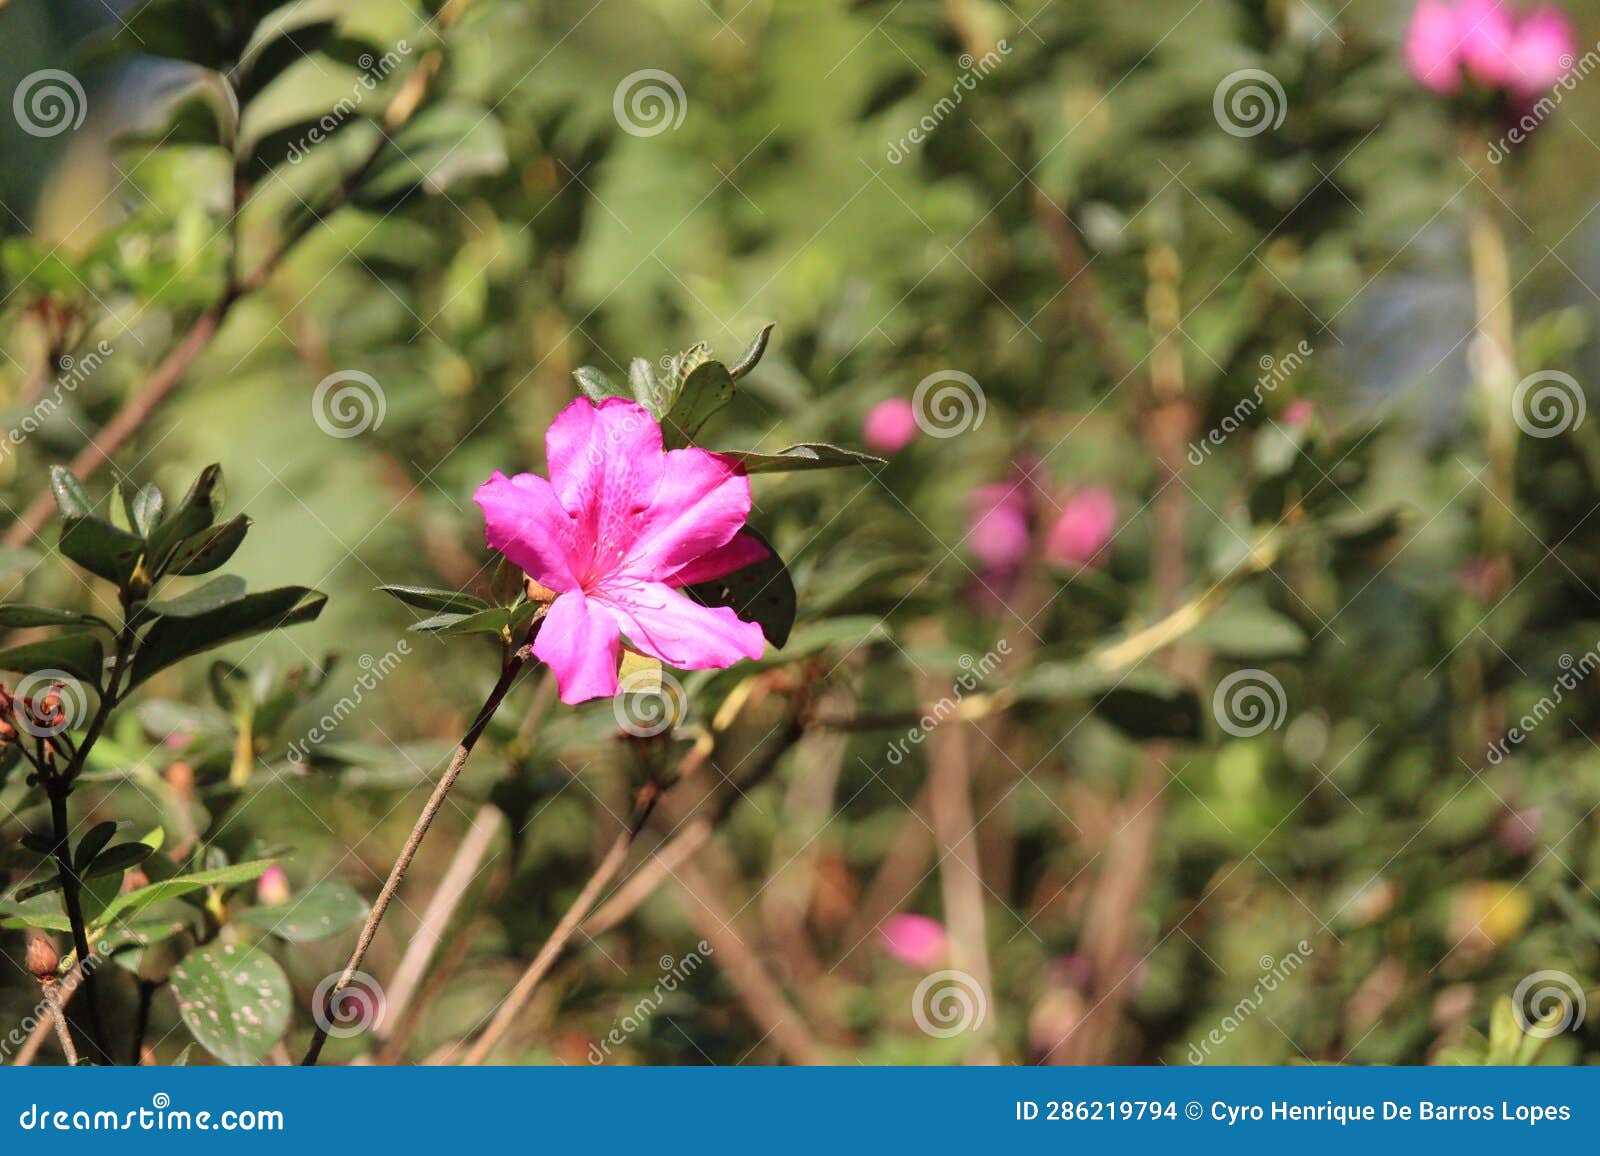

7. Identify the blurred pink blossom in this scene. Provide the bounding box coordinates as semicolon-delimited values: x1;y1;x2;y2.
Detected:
1505;6;1577;96
1044;487;1117;569
1283;399;1316;427
258;865;291;907
968;482;1032;571
879;913;947;968
1404;1;1575;99
862;398;919;454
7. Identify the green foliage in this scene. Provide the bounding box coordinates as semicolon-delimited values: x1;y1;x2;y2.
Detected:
169;941;291;1066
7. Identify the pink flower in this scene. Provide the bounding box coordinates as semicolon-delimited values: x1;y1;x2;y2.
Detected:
1282;399;1316;427
1044;487;1116;569
862;398;919;454
475;397;769;704
257;865;291;907
1505;6;1575;96
879;913;947;969
1406;0;1471;92
1456;0;1518;88
968;482;1032;571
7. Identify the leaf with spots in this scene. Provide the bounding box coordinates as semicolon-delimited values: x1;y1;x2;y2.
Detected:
237;880;368;942
169;941;291;1066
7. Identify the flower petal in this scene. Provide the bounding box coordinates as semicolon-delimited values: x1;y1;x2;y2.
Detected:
625;448;753;579
664;531;770;587
473;470;578;591
596;580;766;670
533;591;623;704
544;397;664;579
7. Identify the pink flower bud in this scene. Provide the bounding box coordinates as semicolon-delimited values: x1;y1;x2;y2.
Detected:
257;865;291;907
861;398;919;455
1044;486;1117;569
879;913;947;969
968;483;1032;571
1506;5;1575;97
1283;399;1316;427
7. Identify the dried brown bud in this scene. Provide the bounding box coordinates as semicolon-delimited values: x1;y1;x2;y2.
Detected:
25;933;59;981
524;577;558;603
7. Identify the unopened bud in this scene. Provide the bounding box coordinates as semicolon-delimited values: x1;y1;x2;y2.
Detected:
257;865;291;907
164;761;195;799
25;933;59;981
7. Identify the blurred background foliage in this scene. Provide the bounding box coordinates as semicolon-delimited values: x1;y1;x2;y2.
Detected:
3;0;1600;1066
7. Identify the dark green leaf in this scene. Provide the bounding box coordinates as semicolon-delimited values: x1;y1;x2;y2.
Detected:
685;529;795;648
146;464;224;574
128;586;327;687
410;601;539;637
662;360;735;450
20;831;58;856
129;484;166;538
146;575;249;618
237;880;368;942
378;584;490;615
74;821;121;873
0;605;111;630
720;443;886;474
728;323;775;380
165;514;252;576
59;516;145;585
0;633;105;684
14;877;64;902
170;942;291;1065
84;842;157;879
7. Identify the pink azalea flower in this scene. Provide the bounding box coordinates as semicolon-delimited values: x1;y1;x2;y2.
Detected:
862;398;919;454
879;913;947;969
474;397;769;704
1505;6;1575;96
1044;486;1117;569
968;482;1032;571
1406;0;1470;92
1456;0;1518;89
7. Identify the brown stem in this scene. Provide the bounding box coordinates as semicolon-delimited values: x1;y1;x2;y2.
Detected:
301;636;534;1066
459;782;661;1065
45;786;106;1061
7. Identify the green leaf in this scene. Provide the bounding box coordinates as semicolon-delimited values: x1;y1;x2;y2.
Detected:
0;605;111;630
128;586;327;688
146;464;224;574
74;821;122;873
628;358;663;410
574;366;629;403
13;877;64;902
662;360;735;450
1093;672;1204;742
169;942;291;1066
358;101;507;201
1187;601;1307;660
48;467;92;519
685;528;795;648
75;860;277;934
129;484;166;538
238;880;368;942
59;516;146;585
720;443;886;474
728;323;775;380
378;584;490;615
146;575;249;618
84;842;157;880
409;601;539;637
0;633;106;684
165;514;252;576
